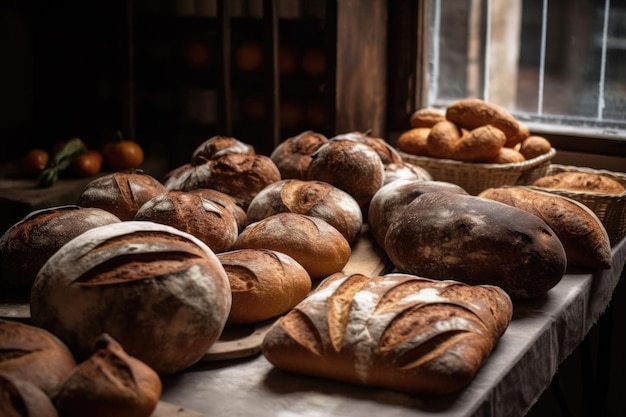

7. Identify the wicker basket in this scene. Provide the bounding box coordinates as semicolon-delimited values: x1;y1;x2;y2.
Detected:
398;148;556;195
526;164;626;245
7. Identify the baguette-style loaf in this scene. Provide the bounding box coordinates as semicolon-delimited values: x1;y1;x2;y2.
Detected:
478;186;612;269
261;272;512;394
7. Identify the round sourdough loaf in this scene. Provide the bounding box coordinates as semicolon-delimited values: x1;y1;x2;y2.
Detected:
54;334;162;417
190;135;255;166
234;212;351;280
270;130;329;179
246;179;363;244
187;188;248;232
0;318;77;397
0;205;121;291
217;249;311;324
77;170;166;221
0;372;59;417
478;186;612;269
384;192;567;299
30;221;232;374
134;190;239;253
368;179;468;248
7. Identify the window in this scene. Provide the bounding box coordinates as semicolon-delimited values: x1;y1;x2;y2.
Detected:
421;0;626;157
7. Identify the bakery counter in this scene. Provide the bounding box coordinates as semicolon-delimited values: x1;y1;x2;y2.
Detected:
158;236;626;417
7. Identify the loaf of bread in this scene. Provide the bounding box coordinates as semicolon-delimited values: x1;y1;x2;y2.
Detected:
30;221;232;374
307;135;385;211
77;170;167;221
0;372;58;417
396;127;431;156
246;179;363;244
270;130;329;180
190;135;255;166
187;188;248;232
425;120;462;159
384;192;567;299
134;190;239;253
0;205;121;291
485;146;526;164
450;125;507;162
532;171;626;194
478;186;612;269
368;179;468;248
234;212;351;280
383;161;432;185
54;334;162;417
217;249;311;324
0;318;77;397
409;108;446;128
164;153;282;210
519;135;552;160
261;272;513;394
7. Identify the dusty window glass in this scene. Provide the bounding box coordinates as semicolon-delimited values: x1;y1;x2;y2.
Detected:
424;0;626;140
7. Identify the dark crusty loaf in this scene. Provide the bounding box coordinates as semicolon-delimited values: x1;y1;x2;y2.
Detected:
478;186;612;269
0;372;59;417
190;135;255;166
270;130;329;180
54;334;162;417
0;318;77;397
384;192;567;299
30;221;232;374
261;272;512;394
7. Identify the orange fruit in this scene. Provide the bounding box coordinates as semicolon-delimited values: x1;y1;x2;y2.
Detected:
72;150;103;177
22;149;50;176
103;139;144;170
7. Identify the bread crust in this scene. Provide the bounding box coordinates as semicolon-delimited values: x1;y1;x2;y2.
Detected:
532;171;626;194
262;273;512;394
270;131;329;180
410;108;446;128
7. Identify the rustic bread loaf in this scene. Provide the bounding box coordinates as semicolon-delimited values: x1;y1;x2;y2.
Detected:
0;318;77;397
410;108;446;128
187;188;248;232
532;171;626;194
384;192;567;299
426;120;463;159
368;179;469;248
485;146;526;164
134;190;239;253
163;153;282;210
190;135;255;166
519;135;552;160
54;334;161;417
77;170;166;221
217;249;311;324
246;179;363;244
0;372;59;417
0;205;121;291
234;213;351;280
261;272;512;394
478;186;612;269
270;130;329;180
450;125;507;162
30;221;232;374
396;127;431;156
307;135;385;211
383;162;433;185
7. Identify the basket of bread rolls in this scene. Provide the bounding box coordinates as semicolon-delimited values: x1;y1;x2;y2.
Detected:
396;98;556;195
527;164;626;244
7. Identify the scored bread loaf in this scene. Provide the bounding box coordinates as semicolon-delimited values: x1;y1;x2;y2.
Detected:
478;186;612;269
261;272;512;394
532;171;626;194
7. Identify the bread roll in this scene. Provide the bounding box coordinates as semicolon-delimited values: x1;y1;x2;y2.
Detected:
0;373;58;417
0;205;121;291
55;334;162;417
164;153;282;210
307;136;385;210
77;170;166;221
519;135;552;160
0;318;77;397
426;121;462;159
450;125;506;162
410;108;446;128
270;130;329;180
532;171;626;194
445;98;529;147
485;146;526;164
190;135;255;166
246;179;363;244
396;127;431;156
217;249;311;324
134;190;239;253
261;272;512;394
368;179;468;248
234;213;351;280
30;221;232;374
478;186;612;269
384;192;567;299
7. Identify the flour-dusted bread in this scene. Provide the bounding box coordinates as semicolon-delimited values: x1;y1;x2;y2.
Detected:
54;334;162;417
217;249;312;324
0;205;121;291
261;272;512;394
478;186;612;269
270;130;329;180
30;221;232;374
532;171;626;195
190;135;255;166
246;179;363;244
0;319;77;398
187;188;248;232
384;192;567;299
234;213;351;280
